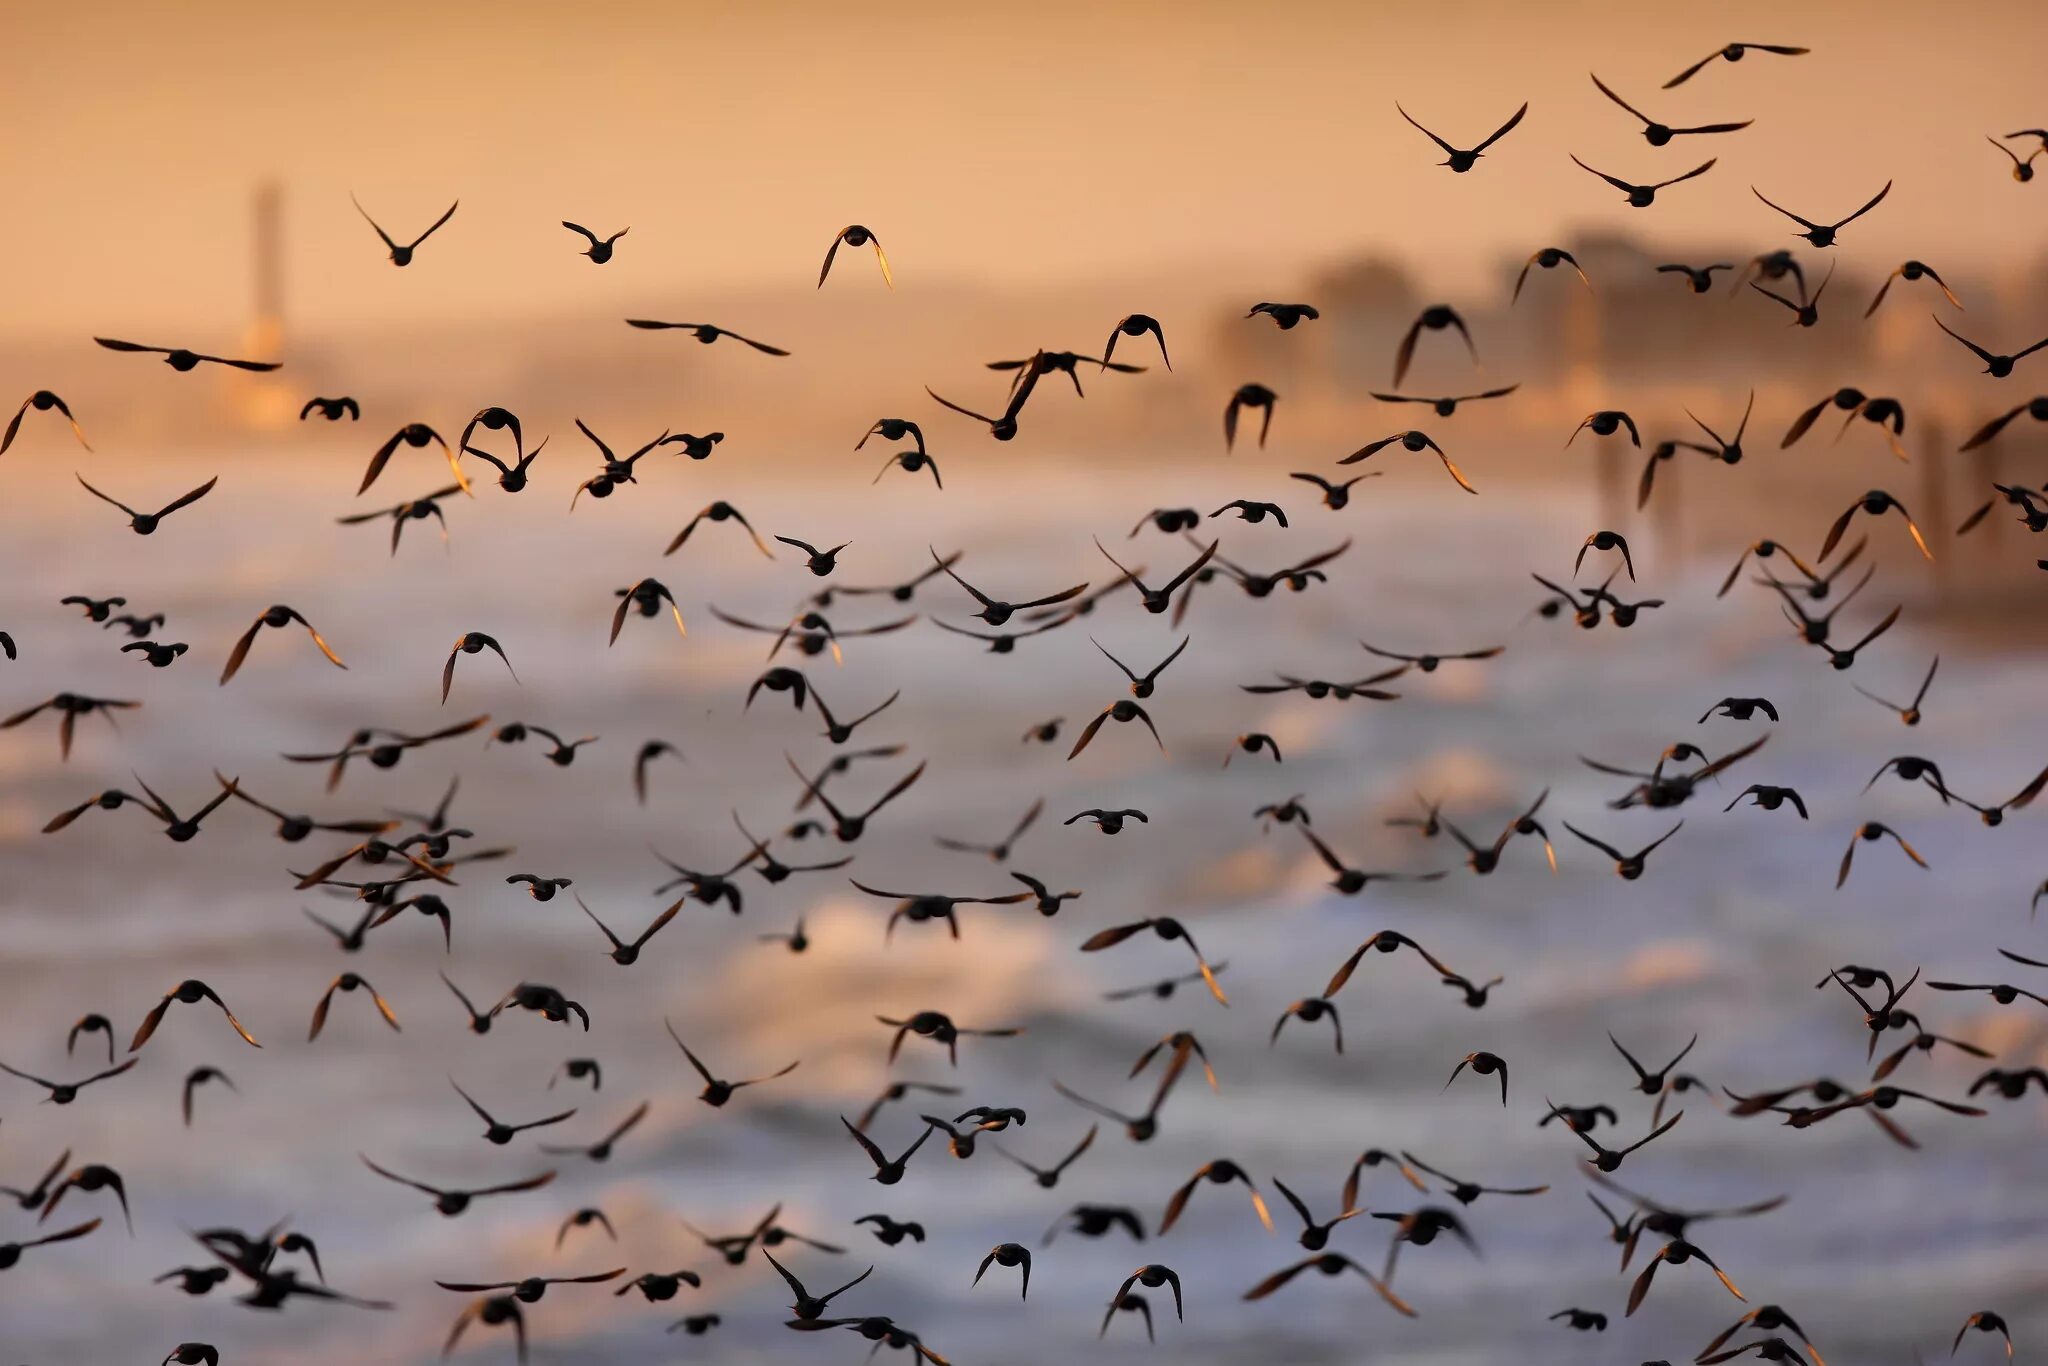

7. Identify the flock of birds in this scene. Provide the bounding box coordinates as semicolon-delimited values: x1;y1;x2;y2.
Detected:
4;34;2048;1366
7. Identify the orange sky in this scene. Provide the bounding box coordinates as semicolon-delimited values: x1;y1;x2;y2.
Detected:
4;0;2045;336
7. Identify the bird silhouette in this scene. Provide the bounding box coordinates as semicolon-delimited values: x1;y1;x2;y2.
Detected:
352;193;458;265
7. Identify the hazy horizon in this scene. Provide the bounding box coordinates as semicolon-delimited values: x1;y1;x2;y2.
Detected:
6;1;2047;339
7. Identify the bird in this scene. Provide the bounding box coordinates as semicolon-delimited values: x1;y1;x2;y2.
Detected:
1783;387;1909;459
1396;100;1529;172
1589;73;1752;144
1090;537;1219;615
1340;429;1476;493
580;897;683;966
1212;498;1287;527
857;417;926;454
1932;316;2048;379
993;1125;1097;1187
1750;262;1835;328
1373;1205;1481;1282
1698;1306;1826;1365
458;427;545;494
820;224;892;288
1247;302;1319;328
181;1067;235;1126
1369;385;1520;419
1391;304;1478;386
1436;790;1557;873
1299;831;1450;898
973;1243;1031;1299
130;979;260;1051
66;1015;115;1064
1687;391;1758;467
665;1020;799;1104
775;535;851;577
1445;1051;1510;1105
1570;410;1641;447
92;338;279;372
1402;1153;1549;1206
1101;1265;1184;1337
624;319;791;354
439;1294;529;1363
874;448;942;488
0;1058;137;1105
840;1117;935;1185
550;1058;602;1091
874;1009;1020;1066
538;1100;651;1161
1610;1033;1700;1097
1726;785;1809;819
1575;530;1635;580
221;605;346;684
1961;397;2048;449
1989;136;2042;182
785;756;926;841
562;220;628;262
441;632;517;702
1242;1251;1414;1313
1570;155;1718;207
854;1213;927;1247
356;423;453;496
1556;1107;1686;1173
335;483;463;553
1953;1311;2014;1360
1;692;140;761
937;794;1048;860
1819;489;1932;561
1868;259;1963;315
666;504;779;564
1224;384;1278;451
1702;696;1780;724
3;390;90;454
932;548;1087;625
449;1081;576;1146
1564;819;1679;880
1289;471;1377;509
1083;919;1224;1002
1103;314;1171;370
351;193;458;265
299;395;359;422
1970;1067;2048;1100
1513;247;1590;303
1271;997;1344;1052
1663;42;1809;88
1658;262;1735;293
308;973;400;1040
1627;1237;1744;1315
613;1268;703;1301
1753;181;1892;247
75;474;217;535
555;1208;617;1249
1854;655;1940;726
764;1250;873;1320
1837;822;1928;887
122;640;188;668
38;1164;132;1233
661;429;724;460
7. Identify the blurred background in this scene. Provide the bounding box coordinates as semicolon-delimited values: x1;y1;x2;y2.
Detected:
3;2;2047;1363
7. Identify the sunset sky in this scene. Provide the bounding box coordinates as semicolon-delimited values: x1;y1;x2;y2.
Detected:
5;0;2045;338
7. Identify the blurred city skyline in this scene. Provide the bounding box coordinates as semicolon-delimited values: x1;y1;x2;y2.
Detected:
4;0;2046;341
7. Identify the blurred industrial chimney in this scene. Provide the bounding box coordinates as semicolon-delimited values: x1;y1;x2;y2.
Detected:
232;177;295;428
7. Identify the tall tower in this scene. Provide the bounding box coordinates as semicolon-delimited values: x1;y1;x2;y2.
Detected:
235;178;294;427
251;178;283;354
